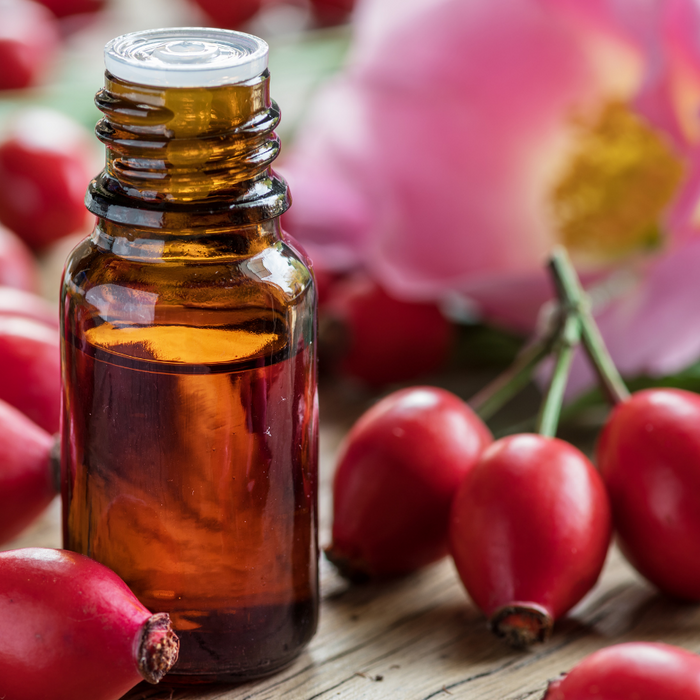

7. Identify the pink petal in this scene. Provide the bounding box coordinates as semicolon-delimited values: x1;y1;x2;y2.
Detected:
567;239;700;396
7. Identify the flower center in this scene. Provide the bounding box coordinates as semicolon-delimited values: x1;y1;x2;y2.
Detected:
551;101;685;263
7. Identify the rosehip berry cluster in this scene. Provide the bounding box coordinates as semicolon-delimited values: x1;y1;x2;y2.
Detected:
325;248;700;693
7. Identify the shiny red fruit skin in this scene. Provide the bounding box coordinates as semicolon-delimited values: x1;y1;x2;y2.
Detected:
34;0;104;18
0;223;39;292
323;275;454;387
544;642;700;699
0;399;55;543
0;111;94;249
0;316;60;433
0;285;58;326
0;548;166;700
0;0;59;91
450;434;611;622
597;388;700;600
310;0;355;26
189;0;262;28
330;386;492;578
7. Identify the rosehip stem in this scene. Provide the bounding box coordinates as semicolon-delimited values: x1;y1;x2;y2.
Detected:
469;321;561;421
548;247;630;405
536;311;581;438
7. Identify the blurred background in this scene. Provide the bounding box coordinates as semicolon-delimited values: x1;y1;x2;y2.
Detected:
4;0;700;431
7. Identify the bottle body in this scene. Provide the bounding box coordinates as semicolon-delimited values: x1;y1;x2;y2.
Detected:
61;54;318;682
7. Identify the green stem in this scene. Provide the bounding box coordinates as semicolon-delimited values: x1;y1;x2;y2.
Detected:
548;247;630;406
535;312;581;438
469;320;561;422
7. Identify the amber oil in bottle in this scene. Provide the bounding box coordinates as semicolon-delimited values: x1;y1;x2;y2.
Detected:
60;29;318;683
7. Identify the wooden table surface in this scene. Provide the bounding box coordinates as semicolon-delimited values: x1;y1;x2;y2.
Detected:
5;381;700;700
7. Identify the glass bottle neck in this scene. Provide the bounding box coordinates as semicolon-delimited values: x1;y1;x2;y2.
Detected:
93;217;282;261
86;71;290;230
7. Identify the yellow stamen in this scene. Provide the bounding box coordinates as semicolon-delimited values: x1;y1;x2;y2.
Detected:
551;101;685;262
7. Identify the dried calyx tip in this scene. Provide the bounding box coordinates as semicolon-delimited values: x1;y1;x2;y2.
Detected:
489;603;553;648
138;612;180;684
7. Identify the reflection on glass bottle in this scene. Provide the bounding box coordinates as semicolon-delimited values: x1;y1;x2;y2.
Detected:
60;28;318;682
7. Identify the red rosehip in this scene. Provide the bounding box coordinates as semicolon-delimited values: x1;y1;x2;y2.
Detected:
310;0;354;26
0;399;55;543
188;0;263;28
544;642;700;699
327;386;492;579
0;548;179;700
33;0;105;18
0;222;40;292
321;275;454;387
0;0;60;91
0;316;60;433
313;266;344;307
450;434;611;646
0;108;95;250
0;285;57;326
597;388;700;600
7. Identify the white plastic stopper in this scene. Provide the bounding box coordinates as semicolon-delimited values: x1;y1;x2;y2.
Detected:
104;27;269;88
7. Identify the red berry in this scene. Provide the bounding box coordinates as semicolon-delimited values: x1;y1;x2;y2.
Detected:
0;399;55;543
189;0;263;28
0;548;179;700
33;0;105;18
0;0;60;91
321;275;454;387
310;0;355;26
313;266;344;307
0;285;57;326
327;386;492;579
597;388;700;600
0;316;60;433
544;642;700;699
0;223;40;292
0;109;95;250
450;434;611;646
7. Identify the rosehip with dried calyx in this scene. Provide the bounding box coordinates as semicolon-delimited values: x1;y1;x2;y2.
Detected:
543;642;700;699
0;399;56;544
326;386;492;580
450;253;612;646
449;433;611;646
0;548;179;700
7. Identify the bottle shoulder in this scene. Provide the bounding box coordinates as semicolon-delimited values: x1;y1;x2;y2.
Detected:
61;233;316;368
62;230;314;307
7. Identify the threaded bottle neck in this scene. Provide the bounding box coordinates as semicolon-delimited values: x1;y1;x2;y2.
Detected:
86;71;290;230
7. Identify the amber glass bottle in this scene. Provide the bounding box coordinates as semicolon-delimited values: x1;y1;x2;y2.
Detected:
60;29;318;683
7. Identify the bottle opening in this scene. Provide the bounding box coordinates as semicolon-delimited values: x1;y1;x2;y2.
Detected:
104;27;269;88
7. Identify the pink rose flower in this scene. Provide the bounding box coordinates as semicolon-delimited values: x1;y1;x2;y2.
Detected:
280;0;700;388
